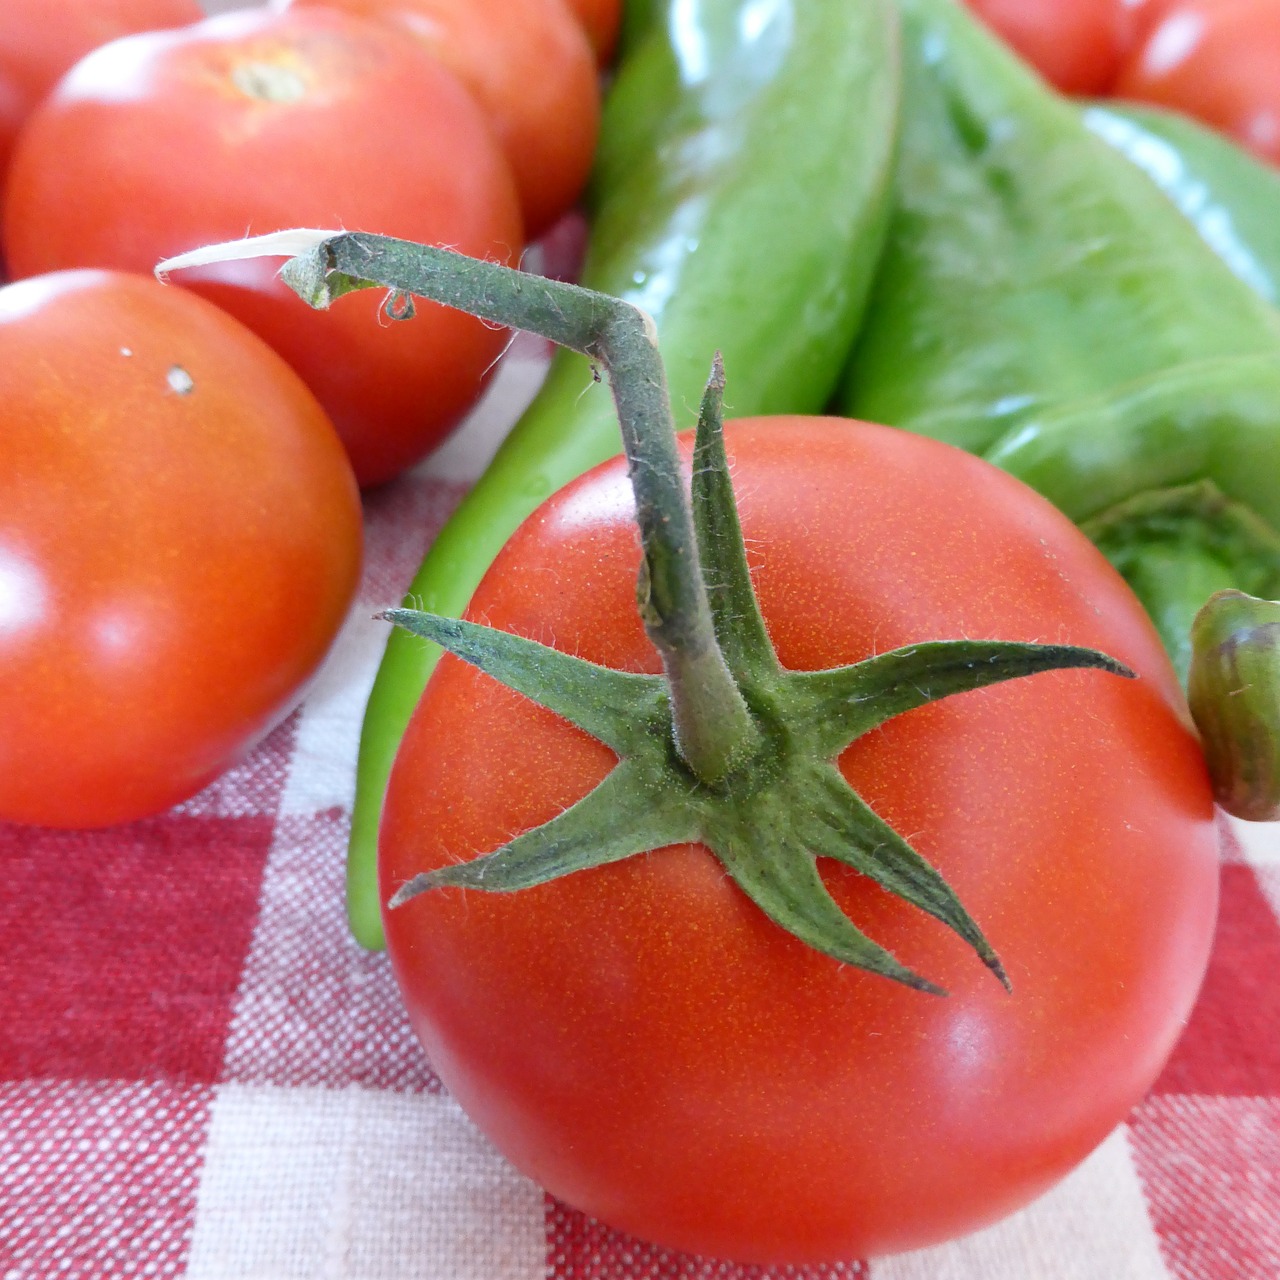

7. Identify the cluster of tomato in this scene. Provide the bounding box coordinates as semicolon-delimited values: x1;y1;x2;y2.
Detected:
0;0;617;829
970;0;1280;167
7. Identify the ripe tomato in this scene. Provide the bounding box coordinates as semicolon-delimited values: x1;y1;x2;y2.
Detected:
380;418;1218;1263
0;269;362;828
563;0;622;64
0;0;201;207
285;0;599;240
1114;1;1280;167
965;0;1135;95
1127;0;1240;40
1;7;524;488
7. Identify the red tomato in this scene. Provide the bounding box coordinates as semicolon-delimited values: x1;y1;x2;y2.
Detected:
966;0;1135;95
1114;1;1280;166
563;0;622;64
1;8;524;488
380;418;1218;1263
0;269;362;828
286;0;599;240
0;0;201;206
1127;0;1241;40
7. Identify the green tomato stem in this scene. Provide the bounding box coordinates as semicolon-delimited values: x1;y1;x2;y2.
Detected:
282;232;761;785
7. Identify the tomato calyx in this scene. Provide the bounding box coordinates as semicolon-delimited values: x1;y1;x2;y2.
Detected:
381;394;1124;990
265;230;1135;993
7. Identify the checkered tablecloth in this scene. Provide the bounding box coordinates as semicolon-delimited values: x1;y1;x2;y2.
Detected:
2;331;1278;1280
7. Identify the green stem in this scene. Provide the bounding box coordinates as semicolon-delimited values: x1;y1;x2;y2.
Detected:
283;232;761;784
1189;589;1280;821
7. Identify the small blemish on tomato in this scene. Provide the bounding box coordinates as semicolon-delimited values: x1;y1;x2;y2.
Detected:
167;365;195;396
231;60;308;104
120;347;133;357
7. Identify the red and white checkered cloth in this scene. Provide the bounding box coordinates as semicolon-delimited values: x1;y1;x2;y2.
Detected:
3;335;1279;1280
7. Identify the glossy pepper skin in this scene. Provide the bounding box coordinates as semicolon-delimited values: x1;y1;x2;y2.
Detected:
1086;102;1280;307
345;0;903;948
841;0;1280;688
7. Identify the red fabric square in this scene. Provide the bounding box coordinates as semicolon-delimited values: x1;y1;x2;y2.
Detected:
1130;1094;1280;1280
1153;863;1280;1097
0;814;273;1083
545;1200;869;1279
0;1078;208;1279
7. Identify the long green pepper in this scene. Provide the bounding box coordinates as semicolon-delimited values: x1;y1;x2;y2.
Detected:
344;0;903;948
1087;102;1280;307
842;0;1280;688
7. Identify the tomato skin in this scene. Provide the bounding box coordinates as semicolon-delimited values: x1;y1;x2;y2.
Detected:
1;8;524;488
965;0;1134;95
0;269;362;828
286;0;599;240
1127;0;1240;40
562;0;622;64
1114;1;1280;167
380;418;1218;1262
0;0;201;202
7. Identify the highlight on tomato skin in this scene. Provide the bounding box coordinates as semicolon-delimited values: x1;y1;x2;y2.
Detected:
0;267;363;829
1113;0;1280;168
378;414;1221;1265
0;6;525;489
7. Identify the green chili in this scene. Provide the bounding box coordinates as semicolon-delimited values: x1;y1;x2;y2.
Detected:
1085;102;1280;306
841;0;1280;680
345;0;902;948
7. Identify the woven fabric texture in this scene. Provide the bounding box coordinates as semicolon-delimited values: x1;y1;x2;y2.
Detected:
3;339;1278;1280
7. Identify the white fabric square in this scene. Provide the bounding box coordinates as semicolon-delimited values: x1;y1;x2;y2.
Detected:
869;1127;1170;1280
279;608;389;818
185;1084;546;1280
1226;815;1280;869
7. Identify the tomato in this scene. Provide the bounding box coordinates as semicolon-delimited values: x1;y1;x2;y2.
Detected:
379;418;1218;1263
965;0;1135;95
1;8;524;488
0;0;201;209
0;268;362;829
1127;0;1240;40
563;0;622;64
285;0;599;240
1114;1;1280;167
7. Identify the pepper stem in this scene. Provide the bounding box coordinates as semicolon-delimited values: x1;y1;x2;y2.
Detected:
282;232;761;784
1188;589;1280;821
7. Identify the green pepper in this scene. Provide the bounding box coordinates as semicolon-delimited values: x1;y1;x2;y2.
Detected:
841;0;1280;688
344;0;902;948
617;0;661;54
1085;102;1280;306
